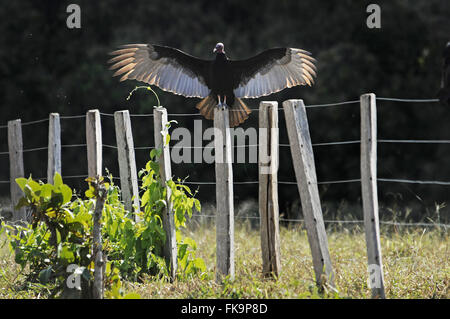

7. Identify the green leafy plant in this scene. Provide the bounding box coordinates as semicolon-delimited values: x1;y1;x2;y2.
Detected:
140;149;206;279
1;174;93;297
1;174;136;298
1;136;205;298
102;148;206;281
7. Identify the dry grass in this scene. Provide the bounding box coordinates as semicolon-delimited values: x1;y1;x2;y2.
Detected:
126;222;449;299
1;222;448;299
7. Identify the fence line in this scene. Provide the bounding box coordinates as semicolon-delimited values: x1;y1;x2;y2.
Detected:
378;178;450;186
60;115;86;119
2;176;450;188
305;100;360;108
376;97;440;103
20;118;49;126
8;137;450;157
189;214;449;228
379;139;450;144
1;97;448;215
1;97;440;129
0;175;445;187
2;95;448;297
22;146;48;153
103;144;118;149
62;144;87;148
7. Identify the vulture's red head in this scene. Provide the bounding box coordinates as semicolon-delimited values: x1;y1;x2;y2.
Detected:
213;42;224;54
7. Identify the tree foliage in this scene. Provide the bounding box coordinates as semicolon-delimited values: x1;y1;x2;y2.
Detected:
0;0;449;220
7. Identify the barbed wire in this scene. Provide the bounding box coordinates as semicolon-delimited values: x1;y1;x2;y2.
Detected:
6;138;450;155
1;96;449;230
62;144;86;148
1;176;448;188
60;115;86;119
376;97;440;103
378;178;450;186
103;144;118;149
99;112;114;118
1;97;442;128
20;118;49;126
22;146;48;153
189;213;448;228
379;139;450;144
305;100;360;108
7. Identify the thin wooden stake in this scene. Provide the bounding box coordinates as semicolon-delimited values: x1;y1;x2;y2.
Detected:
360;93;385;299
114;110;140;218
86;110;102;178
153;107;177;280
283;99;335;290
92;181;106;299
47;113;61;184
8;119;28;224
259;101;281;277
214;108;235;282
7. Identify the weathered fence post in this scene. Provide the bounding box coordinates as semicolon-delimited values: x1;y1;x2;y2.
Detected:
214;108;235;282
360;93;385;299
92;180;107;299
283;99;335;290
86;110;102;177
114;110;140;219
8;119;28;224
259;101;281;277
47;113;61;184
153;107;177;281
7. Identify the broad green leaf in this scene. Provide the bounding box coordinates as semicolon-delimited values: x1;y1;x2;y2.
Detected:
178;243;188;260
39;266;52;284
60;184;73;204
53;172;63;187
28;179;41;193
141;190;150;207
150;149;157;160
193;258;206;272
194;199;201;212
59;244;75;263
85;188;94;198
15;178;28;191
165;133;170;145
40;184;54;199
149;161;159;174
15;197;29;210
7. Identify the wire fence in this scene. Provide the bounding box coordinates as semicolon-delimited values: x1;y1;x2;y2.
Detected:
189;213;449;229
0;97;448;228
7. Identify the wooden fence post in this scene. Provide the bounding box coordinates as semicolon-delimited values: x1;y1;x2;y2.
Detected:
153;107;177;280
114;110;140;218
282;99;335;290
86;110;102;178
259;101;281;277
360;93;386;299
47;113;61;184
214;108;235;282
8;119;28;224
92;181;106;299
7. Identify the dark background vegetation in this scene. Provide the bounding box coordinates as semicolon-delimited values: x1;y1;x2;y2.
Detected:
0;0;449;222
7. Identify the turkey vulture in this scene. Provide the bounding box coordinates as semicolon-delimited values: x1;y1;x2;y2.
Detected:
108;42;317;127
438;42;450;107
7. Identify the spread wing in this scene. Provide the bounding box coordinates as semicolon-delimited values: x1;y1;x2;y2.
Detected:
108;44;211;98
231;48;317;98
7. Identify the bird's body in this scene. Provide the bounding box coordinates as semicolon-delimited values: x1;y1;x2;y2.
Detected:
210;52;235;104
108;42;317;126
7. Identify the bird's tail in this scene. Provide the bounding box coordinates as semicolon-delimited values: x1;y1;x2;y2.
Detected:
196;96;251;127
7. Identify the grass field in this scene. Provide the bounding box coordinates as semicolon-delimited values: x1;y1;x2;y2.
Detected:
2;221;447;299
